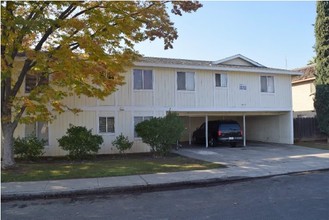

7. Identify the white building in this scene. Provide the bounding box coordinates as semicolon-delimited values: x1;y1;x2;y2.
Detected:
15;54;301;156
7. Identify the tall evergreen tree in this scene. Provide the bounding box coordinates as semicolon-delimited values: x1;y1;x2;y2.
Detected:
315;1;329;85
314;1;329;142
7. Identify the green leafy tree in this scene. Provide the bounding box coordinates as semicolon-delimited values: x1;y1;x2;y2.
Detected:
58;125;103;160
135;112;185;156
1;1;202;168
314;1;329;141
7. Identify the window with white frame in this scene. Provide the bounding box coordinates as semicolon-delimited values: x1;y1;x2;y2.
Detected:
177;72;195;91
99;117;115;133
134;116;152;137
133;69;153;90
260;76;275;93
215;73;228;87
25;122;49;145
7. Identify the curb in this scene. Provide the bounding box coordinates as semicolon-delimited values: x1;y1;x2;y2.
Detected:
2;168;329;202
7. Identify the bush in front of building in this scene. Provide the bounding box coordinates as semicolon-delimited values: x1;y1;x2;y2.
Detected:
58;125;103;160
112;133;133;155
135;112;185;156
14;134;46;160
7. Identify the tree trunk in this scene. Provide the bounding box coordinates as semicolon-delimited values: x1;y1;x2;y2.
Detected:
1;123;16;169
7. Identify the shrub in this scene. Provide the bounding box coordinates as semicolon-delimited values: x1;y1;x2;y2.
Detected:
58;125;103;160
135;112;184;156
14;135;45;160
314;84;329;141
112;133;133;154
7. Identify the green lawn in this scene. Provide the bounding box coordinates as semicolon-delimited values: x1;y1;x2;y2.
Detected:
295;141;329;150
1;154;225;182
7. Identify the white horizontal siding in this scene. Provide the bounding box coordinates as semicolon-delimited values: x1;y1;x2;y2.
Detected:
133;91;153;106
13;64;294;157
58;67;292;111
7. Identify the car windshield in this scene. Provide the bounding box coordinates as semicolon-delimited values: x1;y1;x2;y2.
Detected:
221;124;240;131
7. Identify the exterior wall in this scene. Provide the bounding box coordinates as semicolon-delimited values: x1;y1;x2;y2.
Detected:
131;67;292;110
14;64;294;156
246;112;293;144
292;81;315;112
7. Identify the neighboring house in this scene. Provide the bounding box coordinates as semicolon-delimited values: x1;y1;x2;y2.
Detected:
14;54;300;156
291;64;325;141
291;64;316;118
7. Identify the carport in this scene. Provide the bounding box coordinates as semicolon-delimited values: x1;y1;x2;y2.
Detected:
176;110;294;147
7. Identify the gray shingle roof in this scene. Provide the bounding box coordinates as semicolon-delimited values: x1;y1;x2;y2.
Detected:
136;56;300;75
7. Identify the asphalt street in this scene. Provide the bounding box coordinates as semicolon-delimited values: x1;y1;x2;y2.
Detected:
2;170;329;220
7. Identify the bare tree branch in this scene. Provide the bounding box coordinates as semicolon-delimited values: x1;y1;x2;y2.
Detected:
71;4;101;18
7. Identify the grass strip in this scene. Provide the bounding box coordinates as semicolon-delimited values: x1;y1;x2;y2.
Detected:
1;154;225;182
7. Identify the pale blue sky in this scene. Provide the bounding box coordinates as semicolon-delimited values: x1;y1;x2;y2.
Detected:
135;1;316;69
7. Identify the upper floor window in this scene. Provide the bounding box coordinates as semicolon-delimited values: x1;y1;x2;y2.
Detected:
260;76;274;93
177;72;195;91
99;117;115;133
215;73;228;87
133;69;153;90
25;74;48;93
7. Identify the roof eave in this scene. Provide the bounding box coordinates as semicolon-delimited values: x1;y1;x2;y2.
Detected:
292;77;316;84
134;62;302;76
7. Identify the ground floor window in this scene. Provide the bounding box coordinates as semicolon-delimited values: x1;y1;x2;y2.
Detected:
134;116;152;137
99;117;115;133
25;122;49;145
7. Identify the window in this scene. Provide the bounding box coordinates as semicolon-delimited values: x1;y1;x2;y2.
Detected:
25;74;48;93
99;117;115;133
260;76;274;93
215;73;228;87
25;122;49;145
177;72;195;91
134;116;152;137
133;69;153;90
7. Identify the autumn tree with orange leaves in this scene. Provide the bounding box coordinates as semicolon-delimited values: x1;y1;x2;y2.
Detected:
1;1;202;168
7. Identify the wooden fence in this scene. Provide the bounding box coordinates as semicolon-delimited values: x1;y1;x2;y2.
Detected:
294;117;325;141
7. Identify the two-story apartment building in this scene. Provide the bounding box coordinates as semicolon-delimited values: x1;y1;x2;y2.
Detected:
14;54;300;156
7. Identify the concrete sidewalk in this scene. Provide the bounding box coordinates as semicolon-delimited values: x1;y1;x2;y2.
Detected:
2;144;329;200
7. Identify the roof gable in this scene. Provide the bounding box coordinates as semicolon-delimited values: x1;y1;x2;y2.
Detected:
212;54;265;67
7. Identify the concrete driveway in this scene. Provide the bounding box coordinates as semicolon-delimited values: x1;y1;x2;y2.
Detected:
176;142;329;173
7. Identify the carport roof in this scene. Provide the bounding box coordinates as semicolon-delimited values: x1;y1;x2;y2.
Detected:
134;55;301;76
176;111;289;117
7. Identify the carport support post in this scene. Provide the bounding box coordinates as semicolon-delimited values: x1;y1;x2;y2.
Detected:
205;115;208;148
243;114;246;147
188;117;191;145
